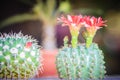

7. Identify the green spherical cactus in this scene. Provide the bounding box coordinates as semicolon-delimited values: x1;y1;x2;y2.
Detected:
0;32;42;79
56;15;106;79
56;43;105;79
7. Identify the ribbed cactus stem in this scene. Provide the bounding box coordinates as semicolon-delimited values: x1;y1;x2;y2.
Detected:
56;43;106;79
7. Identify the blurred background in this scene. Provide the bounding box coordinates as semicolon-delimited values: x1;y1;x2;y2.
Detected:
0;0;120;76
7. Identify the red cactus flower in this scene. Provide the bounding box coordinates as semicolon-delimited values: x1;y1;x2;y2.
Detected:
84;16;107;30
57;15;84;31
57;15;84;48
25;42;32;48
83;16;107;35
83;16;107;47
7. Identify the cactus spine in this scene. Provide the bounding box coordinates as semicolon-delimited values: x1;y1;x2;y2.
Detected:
0;32;42;79
56;15;106;79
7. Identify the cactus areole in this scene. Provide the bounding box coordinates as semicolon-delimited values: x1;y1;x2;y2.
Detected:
56;15;107;79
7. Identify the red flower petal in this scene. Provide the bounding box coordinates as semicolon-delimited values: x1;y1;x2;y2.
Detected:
25;42;32;48
57;15;83;30
84;16;106;29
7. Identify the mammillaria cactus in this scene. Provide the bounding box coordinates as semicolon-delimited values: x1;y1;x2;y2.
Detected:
0;32;42;79
56;15;106;79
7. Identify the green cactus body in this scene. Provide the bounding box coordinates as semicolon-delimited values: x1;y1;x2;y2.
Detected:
56;43;106;80
57;14;106;80
0;32;42;79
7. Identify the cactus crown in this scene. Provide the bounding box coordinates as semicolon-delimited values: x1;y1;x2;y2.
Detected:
57;15;106;48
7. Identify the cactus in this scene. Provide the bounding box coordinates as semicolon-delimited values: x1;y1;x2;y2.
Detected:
56;15;106;79
0;32;42;79
56;43;105;79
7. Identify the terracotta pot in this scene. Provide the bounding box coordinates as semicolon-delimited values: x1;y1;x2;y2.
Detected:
36;49;58;78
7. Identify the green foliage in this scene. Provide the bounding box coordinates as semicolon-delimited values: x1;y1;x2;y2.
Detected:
59;0;71;13
0;14;38;29
56;43;106;79
0;32;42;79
0;0;58;29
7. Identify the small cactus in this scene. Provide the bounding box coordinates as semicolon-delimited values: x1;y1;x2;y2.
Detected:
0;32;42;79
56;15;106;79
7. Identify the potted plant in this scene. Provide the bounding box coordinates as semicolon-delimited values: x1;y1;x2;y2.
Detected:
56;15;106;79
33;0;59;77
34;0;71;77
0;32;42;79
